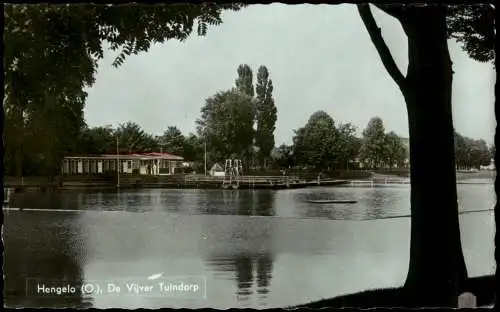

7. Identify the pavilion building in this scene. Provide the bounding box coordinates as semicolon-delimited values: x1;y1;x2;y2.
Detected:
61;152;184;176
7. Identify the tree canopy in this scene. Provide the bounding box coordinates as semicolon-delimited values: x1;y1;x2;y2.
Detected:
196;89;255;164
255;66;278;168
3;3;244;177
292;111;339;170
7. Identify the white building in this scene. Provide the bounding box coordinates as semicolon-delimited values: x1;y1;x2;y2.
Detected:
480;158;495;170
61;152;184;176
209;163;225;177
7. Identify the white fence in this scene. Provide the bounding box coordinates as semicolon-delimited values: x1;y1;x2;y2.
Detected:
349;178;410;187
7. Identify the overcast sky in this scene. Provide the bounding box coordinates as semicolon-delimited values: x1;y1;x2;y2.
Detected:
84;4;495;145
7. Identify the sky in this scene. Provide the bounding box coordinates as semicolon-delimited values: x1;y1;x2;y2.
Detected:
83;4;496;146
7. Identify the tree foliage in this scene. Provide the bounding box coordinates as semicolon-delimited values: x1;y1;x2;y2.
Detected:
335;123;362;169
79;125;116;155
157;126;185;156
3;3;244;177
454;131;492;169
182;133;203;162
196;89;254;165
292;111;339;170
235;64;254;98
272;144;295;169
359;117;386;169
116;121;157;153
383;131;408;169
255;66;278;168
446;4;496;64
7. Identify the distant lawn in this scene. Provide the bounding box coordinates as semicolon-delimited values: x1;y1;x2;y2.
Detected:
456;170;495;181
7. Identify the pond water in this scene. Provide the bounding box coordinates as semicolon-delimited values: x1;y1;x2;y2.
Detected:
3;182;495;308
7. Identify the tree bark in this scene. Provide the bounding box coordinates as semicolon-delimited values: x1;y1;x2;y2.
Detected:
400;7;467;307
358;4;468;307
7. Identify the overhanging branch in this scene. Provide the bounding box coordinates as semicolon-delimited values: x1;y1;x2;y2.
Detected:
357;4;407;91
374;4;408;20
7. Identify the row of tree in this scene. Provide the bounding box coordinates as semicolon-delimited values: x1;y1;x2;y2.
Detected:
273;115;409;171
454;131;493;170
4;104;493;177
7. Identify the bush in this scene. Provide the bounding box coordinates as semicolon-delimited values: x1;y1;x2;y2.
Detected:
159;168;170;174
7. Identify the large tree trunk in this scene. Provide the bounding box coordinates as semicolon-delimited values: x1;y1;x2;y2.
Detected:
358;4;468;307
400;8;467;307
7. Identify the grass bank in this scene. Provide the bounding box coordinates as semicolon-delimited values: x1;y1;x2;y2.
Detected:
291;275;494;308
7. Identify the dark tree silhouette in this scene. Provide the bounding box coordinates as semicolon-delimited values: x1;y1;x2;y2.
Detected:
255;66;278;169
235;64;255;98
357;4;495;307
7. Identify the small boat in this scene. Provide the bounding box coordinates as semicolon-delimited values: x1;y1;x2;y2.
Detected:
307;199;357;204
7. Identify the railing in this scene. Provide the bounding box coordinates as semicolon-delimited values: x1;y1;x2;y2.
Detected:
184;175;301;183
350;178;410;186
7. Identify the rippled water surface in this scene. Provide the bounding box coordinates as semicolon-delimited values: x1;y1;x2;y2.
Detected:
4;182;495;308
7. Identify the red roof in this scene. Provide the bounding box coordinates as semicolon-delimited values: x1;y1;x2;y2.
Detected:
64;152;184;160
99;152;183;160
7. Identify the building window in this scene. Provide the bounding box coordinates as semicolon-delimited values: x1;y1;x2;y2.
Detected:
127;160;132;169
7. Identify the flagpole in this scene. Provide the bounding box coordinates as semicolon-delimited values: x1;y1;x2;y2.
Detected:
116;135;120;188
204;139;207;176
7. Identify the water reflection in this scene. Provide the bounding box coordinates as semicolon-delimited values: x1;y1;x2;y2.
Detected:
4;212;92;308
9;183;493;221
204;190;276;304
205;254;275;303
4;182;495;308
364;188;390;220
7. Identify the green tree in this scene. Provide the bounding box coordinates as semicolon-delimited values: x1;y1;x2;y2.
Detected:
3;3;243;177
293;111;339;170
335;123;361;169
116;121;157;153
5;92;86;177
235;64;255;97
359;117;386;169
234;64;256;168
79;125;116;155
454;130;468;169
182;133;203;162
454;131;491;170
196;89;254;167
157;126;185;156
4;101;29;176
357;4;494;305
272;144;295;169
291;127;307;166
255;66;278;169
469;139;491;169
383;131;408;169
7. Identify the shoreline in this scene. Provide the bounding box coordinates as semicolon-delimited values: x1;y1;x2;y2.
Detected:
3;169;494;192
3;178;351;192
